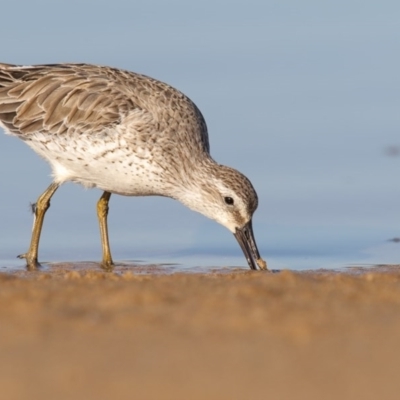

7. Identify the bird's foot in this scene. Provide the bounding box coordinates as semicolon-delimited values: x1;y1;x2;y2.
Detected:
100;259;115;272
17;253;42;270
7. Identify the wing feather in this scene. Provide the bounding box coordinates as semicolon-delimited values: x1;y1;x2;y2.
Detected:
0;64;137;136
0;63;210;154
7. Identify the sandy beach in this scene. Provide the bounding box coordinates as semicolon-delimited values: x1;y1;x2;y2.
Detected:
1;263;400;400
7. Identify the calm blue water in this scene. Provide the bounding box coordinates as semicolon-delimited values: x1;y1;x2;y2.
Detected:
1;1;400;272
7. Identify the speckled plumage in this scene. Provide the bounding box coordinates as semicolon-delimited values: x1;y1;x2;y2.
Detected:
0;63;266;271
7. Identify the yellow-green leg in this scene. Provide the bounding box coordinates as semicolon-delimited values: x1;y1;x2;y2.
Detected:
97;191;114;270
18;182;59;270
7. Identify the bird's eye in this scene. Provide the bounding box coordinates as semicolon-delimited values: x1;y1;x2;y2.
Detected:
224;197;234;205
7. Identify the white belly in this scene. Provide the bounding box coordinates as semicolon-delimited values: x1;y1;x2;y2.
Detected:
24;132;166;196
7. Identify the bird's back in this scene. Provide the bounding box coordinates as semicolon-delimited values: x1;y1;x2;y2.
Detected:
0;63;210;152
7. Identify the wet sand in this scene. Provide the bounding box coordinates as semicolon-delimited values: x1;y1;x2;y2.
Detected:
1;263;400;400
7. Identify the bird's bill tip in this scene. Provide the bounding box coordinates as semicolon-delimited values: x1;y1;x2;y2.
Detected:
234;220;267;271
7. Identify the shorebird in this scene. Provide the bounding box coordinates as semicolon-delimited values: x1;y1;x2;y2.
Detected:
0;63;267;271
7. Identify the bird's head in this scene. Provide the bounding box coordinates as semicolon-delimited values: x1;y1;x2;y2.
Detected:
175;164;267;271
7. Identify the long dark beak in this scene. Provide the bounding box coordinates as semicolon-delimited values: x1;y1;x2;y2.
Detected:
234;220;267;271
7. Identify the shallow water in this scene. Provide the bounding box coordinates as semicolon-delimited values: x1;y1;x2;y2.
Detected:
1;240;400;274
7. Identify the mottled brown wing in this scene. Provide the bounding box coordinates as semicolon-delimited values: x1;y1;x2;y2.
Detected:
0;64;136;136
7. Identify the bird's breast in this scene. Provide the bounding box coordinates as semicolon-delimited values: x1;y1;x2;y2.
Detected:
24;131;175;196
